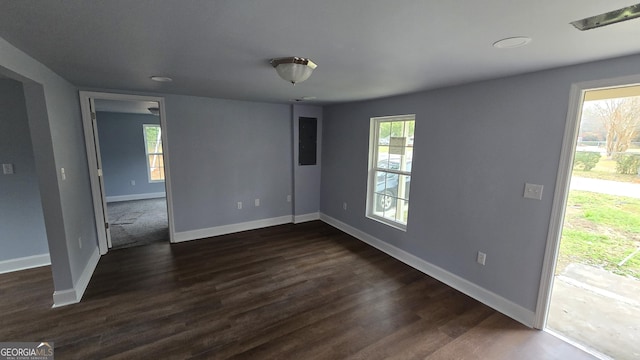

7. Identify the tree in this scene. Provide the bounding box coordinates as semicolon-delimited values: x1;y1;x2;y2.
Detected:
585;97;640;157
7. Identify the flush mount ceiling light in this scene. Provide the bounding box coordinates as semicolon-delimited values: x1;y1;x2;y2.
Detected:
290;96;317;102
270;57;317;85
148;107;160;116
571;3;640;31
150;75;173;82
492;36;532;49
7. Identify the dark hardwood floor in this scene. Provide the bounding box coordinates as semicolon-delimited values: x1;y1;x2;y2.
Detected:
1;221;596;359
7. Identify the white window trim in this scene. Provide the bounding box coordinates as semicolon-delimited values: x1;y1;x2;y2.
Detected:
143;124;164;183
365;114;415;231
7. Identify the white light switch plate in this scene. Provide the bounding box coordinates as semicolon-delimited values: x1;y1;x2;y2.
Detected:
524;183;543;200
2;163;14;175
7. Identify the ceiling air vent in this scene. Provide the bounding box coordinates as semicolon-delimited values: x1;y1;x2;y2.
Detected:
571;3;640;30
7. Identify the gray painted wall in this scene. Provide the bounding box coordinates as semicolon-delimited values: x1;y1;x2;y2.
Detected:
321;53;640;313
95;111;165;198
0;36;97;291
292;104;322;216
0;78;48;261
163;95;293;233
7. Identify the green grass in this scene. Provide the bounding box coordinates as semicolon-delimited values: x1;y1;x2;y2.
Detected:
559;189;640;279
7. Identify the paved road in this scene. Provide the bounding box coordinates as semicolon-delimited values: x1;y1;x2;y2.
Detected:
570;177;640;199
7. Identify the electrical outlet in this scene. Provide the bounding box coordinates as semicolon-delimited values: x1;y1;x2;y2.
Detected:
287;195;291;202
477;251;486;265
61;167;66;181
255;198;260;207
131;180;136;186
237;202;242;210
2;163;14;175
343;202;347;210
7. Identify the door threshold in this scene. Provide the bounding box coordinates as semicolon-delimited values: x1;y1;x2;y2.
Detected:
544;328;613;360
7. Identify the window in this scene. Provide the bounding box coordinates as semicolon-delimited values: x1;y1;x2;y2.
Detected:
143;124;164;182
366;115;415;230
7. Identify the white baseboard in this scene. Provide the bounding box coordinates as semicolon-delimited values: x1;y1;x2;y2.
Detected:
52;246;100;308
0;253;51;274
174;215;294;243
294;212;320;224
319;213;535;327
106;192;166;203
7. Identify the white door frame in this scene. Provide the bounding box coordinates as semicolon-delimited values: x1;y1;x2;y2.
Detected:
534;74;640;329
79;91;176;255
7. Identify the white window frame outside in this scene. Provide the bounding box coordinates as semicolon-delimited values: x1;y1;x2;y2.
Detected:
143;124;164;183
366;114;415;231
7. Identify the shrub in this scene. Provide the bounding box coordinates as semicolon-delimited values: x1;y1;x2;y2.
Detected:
614;153;640;175
573;151;601;171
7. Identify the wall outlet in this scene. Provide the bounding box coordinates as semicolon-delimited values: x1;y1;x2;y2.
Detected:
237;202;242;210
287;195;291;203
61;167;66;181
78;236;82;249
255;198;260;207
131;180;136;186
2;163;14;175
343;202;347;210
477;251;486;266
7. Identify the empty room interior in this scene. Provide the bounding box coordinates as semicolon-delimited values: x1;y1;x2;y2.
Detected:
1;1;640;359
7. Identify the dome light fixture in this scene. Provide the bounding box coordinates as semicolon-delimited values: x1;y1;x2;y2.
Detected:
270;57;317;85
150;75;173;82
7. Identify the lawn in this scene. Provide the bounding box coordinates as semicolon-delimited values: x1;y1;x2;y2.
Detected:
558;189;640;279
573;157;640;183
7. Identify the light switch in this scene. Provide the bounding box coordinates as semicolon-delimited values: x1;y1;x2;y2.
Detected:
61;167;66;181
524;183;543;200
2;163;14;175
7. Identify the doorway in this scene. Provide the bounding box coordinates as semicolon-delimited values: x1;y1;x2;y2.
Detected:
537;81;640;359
80;92;175;254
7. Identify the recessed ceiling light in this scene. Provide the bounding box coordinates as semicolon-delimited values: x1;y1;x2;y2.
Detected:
492;37;532;49
150;76;173;82
290;96;317;102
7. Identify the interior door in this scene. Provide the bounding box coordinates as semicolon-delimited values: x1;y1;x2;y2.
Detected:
89;98;112;248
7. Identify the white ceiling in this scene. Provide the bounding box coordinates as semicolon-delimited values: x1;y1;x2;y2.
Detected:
0;1;639;104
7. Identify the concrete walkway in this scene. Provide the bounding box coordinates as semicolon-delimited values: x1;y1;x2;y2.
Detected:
571;177;640;198
548;264;640;360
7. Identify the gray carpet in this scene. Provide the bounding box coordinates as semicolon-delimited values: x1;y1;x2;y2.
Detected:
107;198;169;249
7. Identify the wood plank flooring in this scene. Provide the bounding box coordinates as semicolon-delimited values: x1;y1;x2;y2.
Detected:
0;221;597;359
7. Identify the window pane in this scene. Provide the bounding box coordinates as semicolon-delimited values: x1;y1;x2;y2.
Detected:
397;174;410;200
148;155;165;181
144;127;162;152
399;200;409;224
150;167;165;181
377;147;390;169
378;122;391;145
390;121;403;138
375;170;390;192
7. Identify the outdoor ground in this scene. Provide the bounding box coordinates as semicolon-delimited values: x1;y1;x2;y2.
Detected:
549;263;640;360
557;189;640;279
548;154;640;359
